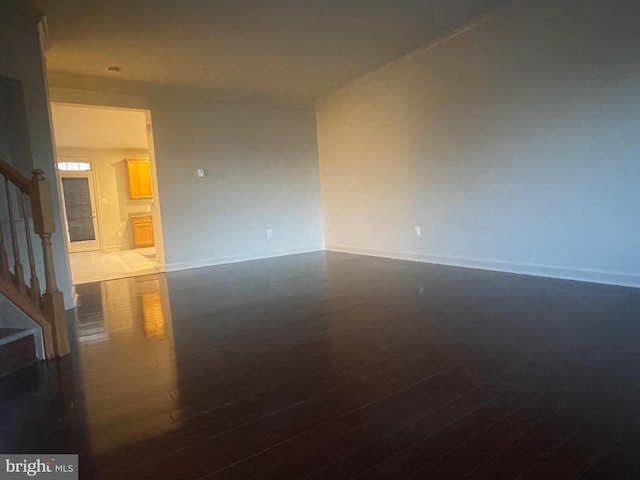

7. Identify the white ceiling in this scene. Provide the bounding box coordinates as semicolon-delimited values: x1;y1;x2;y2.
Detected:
51;104;148;149
31;0;503;102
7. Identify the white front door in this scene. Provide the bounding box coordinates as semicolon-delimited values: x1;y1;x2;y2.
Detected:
59;172;101;253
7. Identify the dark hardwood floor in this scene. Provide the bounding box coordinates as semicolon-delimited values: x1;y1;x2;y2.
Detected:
2;251;640;479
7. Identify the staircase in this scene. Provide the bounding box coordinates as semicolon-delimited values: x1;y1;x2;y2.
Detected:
0;157;69;376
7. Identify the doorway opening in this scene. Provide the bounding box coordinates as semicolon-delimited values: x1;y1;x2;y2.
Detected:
50;103;166;285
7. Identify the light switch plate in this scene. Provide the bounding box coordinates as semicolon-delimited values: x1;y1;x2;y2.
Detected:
197;168;205;177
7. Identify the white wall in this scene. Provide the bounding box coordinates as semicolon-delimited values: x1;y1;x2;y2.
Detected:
48;76;325;270
151;97;324;270
316;0;640;287
0;7;74;308
51;104;148;149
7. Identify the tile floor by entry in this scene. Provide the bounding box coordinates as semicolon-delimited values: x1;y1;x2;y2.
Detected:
68;248;163;285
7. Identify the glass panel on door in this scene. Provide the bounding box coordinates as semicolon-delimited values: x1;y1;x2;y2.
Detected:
60;174;100;253
62;177;96;242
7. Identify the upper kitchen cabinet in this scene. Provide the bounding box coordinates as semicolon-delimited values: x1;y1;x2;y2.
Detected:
127;158;153;199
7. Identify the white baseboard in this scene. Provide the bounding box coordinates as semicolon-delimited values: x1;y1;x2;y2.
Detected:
326;245;640;289
164;246;325;272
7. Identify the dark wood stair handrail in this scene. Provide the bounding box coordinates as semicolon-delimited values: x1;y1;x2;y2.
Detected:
0;157;30;193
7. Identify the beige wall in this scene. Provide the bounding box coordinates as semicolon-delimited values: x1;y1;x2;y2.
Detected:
57;147;151;251
316;0;640;287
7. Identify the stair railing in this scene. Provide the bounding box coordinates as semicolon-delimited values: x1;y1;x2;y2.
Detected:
0;157;69;359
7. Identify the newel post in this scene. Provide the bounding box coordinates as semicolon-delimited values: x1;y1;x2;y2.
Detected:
30;169;69;358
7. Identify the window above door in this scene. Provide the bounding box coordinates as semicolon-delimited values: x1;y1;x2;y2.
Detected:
58;161;91;171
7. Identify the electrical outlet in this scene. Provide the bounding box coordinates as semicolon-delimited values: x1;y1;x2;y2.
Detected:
266;228;273;238
414;225;422;237
196;168;205;177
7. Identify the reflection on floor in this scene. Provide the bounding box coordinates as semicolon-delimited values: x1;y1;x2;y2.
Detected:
69;248;163;285
75;275;178;453
4;252;640;479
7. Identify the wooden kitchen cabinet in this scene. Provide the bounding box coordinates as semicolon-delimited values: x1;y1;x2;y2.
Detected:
132;215;154;248
127;158;153;199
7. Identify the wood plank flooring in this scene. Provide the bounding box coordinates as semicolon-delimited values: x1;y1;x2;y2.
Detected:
2;251;640;479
